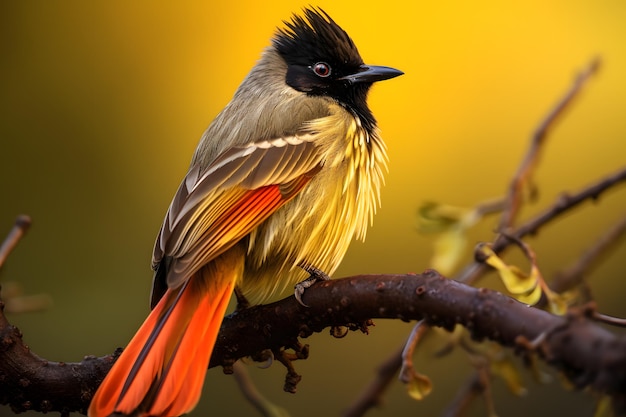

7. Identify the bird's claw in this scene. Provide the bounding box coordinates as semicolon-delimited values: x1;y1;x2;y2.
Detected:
294;278;315;307
294;264;331;307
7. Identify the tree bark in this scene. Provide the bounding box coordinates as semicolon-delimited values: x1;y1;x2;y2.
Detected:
1;271;625;415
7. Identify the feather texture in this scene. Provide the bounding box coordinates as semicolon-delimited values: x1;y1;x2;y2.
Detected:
89;247;243;417
89;7;399;417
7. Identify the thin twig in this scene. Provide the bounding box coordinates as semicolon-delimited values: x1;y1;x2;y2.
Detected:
440;371;487;417
446;59;612;416
475;197;507;217
456;165;626;286
592;312;626;328
232;361;290;417
0;215;31;269
498;58;601;232
551;215;626;293
478;366;497;417
342;345;403;417
348;59;607;416
510;167;626;248
399;321;429;383
343;308;431;416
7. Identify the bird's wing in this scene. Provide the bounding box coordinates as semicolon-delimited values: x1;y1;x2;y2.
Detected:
151;133;323;295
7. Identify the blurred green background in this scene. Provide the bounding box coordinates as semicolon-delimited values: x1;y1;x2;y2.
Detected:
1;1;625;416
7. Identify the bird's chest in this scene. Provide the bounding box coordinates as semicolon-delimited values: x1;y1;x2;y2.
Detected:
240;117;387;303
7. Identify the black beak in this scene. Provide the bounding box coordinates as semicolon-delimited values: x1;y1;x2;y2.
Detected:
339;65;403;85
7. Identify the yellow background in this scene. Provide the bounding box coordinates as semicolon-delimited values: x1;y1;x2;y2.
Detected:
1;1;625;416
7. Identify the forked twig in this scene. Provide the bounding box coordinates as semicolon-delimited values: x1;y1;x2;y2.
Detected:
498;58;601;232
348;58;611;416
233;361;290;417
342;345;404;417
456;165;626;286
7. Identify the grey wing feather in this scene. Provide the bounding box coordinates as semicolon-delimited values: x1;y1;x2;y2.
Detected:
151;133;322;292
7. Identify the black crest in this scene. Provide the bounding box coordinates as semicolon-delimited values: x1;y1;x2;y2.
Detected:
273;8;364;70
271;8;379;132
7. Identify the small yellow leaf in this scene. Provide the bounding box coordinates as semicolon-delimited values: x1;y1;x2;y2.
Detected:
431;227;467;275
405;372;433;401
593;395;614;417
526;354;553;384
479;245;541;304
543;286;568;316
491;356;527;397
418;202;482;274
417;202;468;233
515;265;543;305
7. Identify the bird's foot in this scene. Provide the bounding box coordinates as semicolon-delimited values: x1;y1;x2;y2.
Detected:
294;264;330;307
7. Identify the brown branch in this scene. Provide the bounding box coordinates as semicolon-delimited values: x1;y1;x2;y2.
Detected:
342;345;404;417
399;321;430;385
232;361;290;417
0;57;621;417
455;164;626;286
497;58;601;232
2;271;626;415
344;59;604;416
507;166;626;251
343;165;626;417
551;215;626;293
440;371;489;417
2;161;622;416
457;57;602;287
592;312;626;328
0;304;115;415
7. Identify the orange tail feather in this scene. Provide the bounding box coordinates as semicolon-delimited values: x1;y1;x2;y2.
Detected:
88;266;236;417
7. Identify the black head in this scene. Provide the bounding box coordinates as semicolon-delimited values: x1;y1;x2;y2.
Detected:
273;8;402;132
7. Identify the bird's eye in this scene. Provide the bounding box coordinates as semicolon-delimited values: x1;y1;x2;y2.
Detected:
312;62;331;78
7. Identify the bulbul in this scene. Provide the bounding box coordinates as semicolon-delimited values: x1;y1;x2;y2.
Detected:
89;7;402;417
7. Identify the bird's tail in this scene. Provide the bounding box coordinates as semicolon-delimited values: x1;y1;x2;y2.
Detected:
88;265;236;417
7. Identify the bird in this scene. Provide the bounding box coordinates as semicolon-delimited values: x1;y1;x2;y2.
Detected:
88;7;402;417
